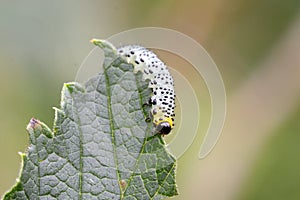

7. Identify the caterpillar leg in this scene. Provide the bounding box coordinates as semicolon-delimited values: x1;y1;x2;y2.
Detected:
145;117;151;123
143;97;156;107
144;109;153;123
142;102;151;107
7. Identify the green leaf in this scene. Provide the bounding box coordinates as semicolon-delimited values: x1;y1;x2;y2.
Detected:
2;40;178;200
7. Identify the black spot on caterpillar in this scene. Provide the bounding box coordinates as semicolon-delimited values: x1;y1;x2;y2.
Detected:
117;45;175;135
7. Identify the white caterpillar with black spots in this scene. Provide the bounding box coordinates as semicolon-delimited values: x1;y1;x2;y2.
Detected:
117;45;175;135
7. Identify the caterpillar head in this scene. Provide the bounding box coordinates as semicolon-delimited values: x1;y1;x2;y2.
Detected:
155;117;174;135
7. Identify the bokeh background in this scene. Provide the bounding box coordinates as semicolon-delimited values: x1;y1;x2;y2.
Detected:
1;1;300;199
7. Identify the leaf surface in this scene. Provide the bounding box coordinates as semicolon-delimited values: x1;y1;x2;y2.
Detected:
3;40;177;200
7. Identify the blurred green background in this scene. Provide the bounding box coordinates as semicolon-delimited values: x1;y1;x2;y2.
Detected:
1;1;300;199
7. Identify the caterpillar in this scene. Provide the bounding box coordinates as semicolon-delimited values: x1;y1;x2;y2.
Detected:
117;45;175;135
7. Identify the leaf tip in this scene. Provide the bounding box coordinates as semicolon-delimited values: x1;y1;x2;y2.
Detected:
64;82;84;93
17;151;25;156
26;118;41;130
64;83;74;93
90;38;116;51
90;38;100;45
52;106;59;111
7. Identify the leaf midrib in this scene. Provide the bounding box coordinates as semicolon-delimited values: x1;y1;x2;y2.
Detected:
122;70;154;198
67;89;84;200
103;63;123;198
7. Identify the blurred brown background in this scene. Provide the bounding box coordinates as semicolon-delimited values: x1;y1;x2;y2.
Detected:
1;1;300;199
